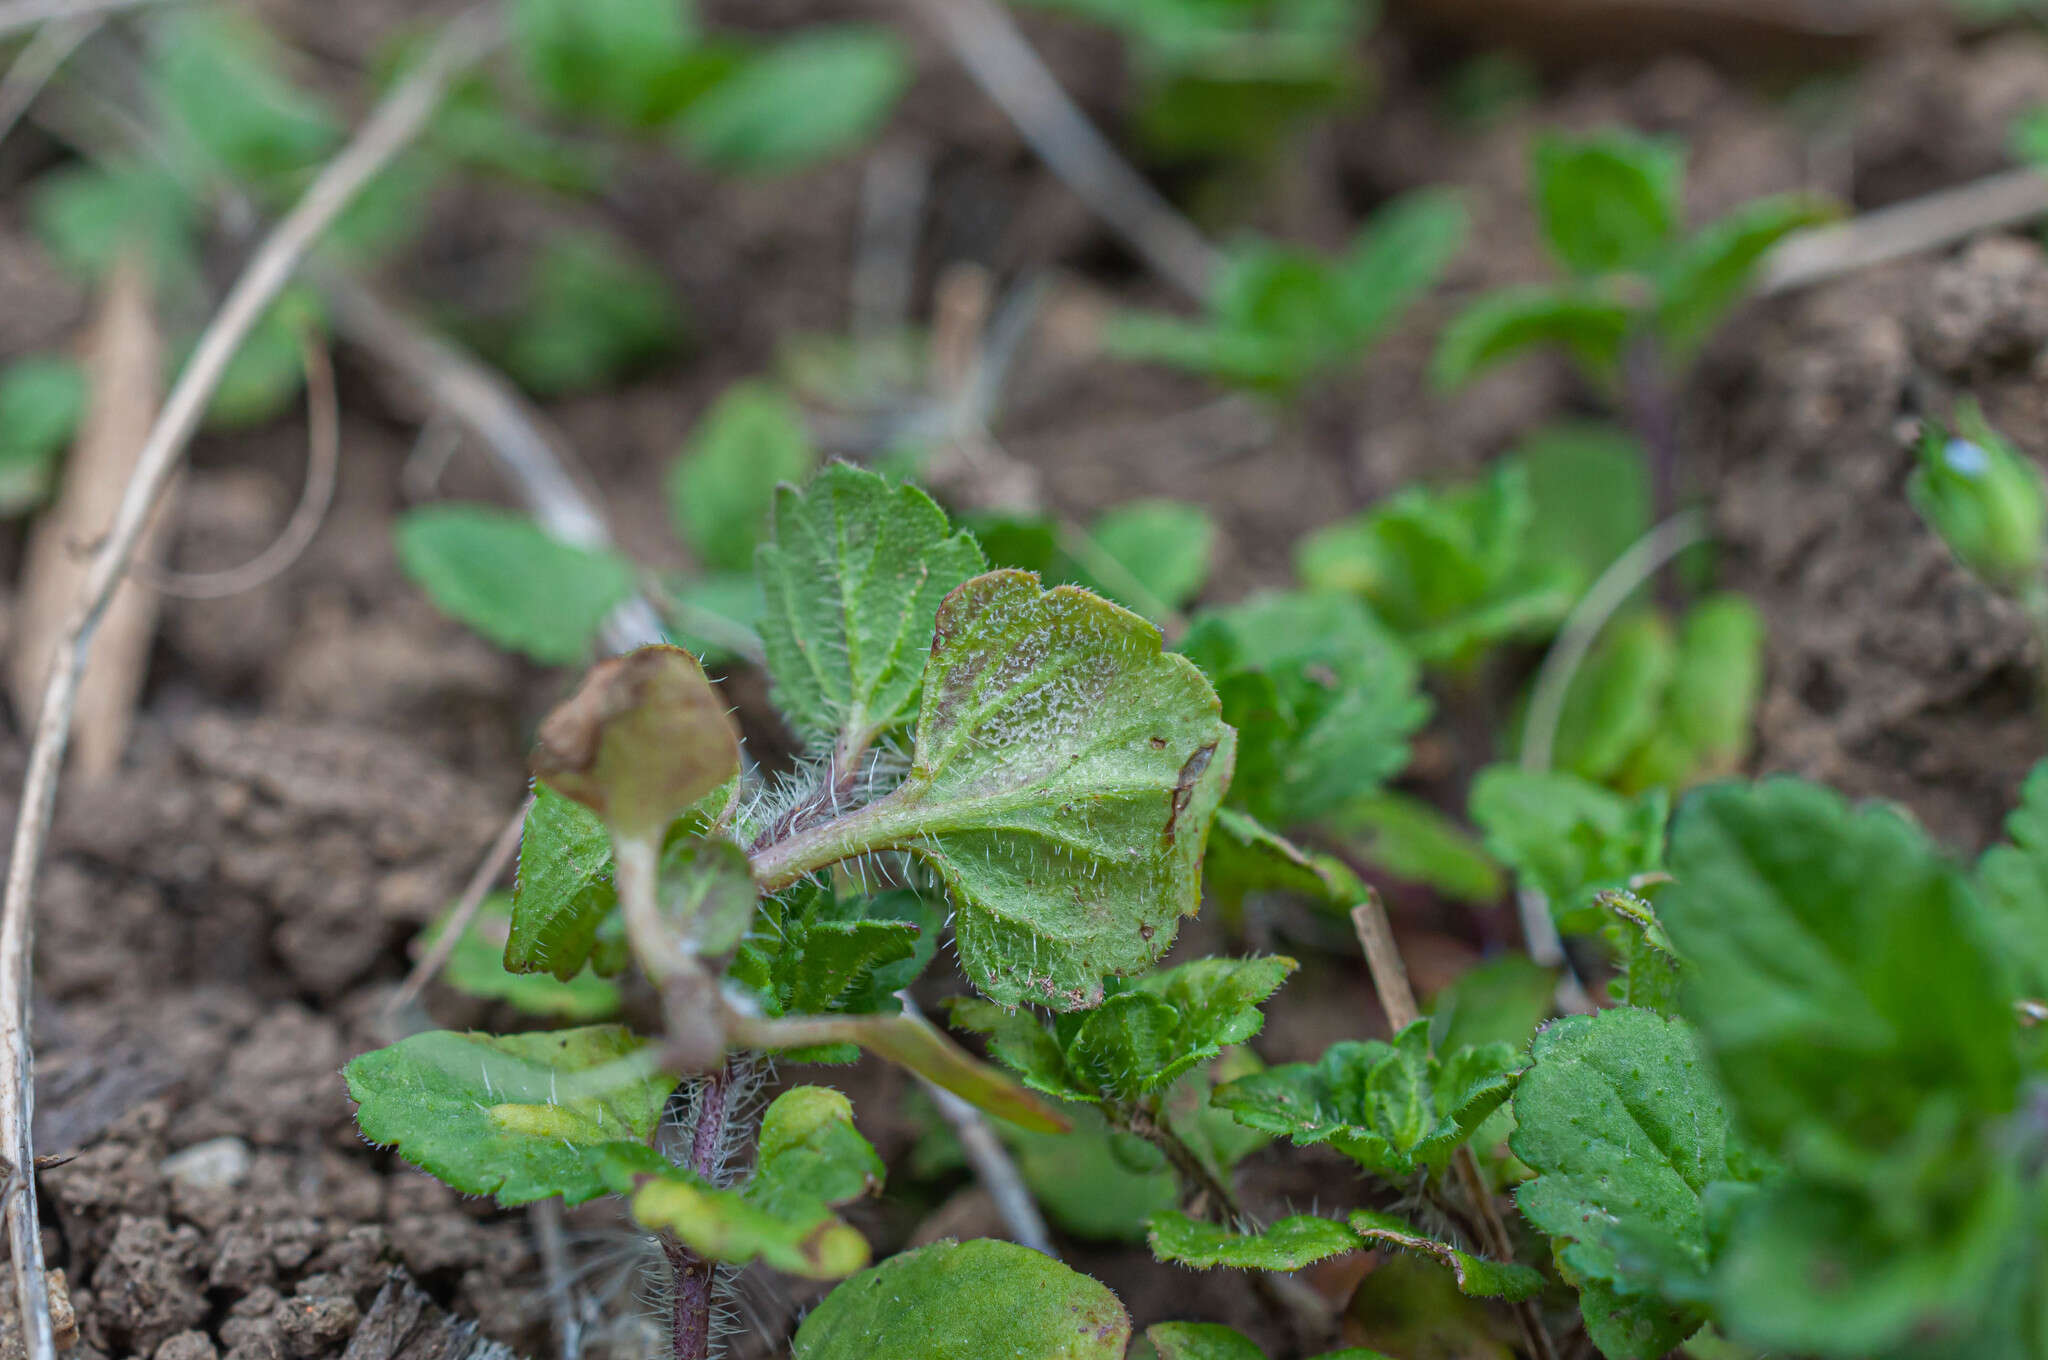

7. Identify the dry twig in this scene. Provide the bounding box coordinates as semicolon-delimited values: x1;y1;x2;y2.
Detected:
7;254;165;782
386;795;532;1019
0;12;97;149
130;330;340;599
1761;168;2048;295
900;0;1221;302
0;0;165;41
0;16;497;1357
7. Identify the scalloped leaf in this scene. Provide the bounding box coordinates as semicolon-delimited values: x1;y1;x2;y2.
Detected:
612;1086;882;1279
755;464;985;757
344;1025;670;1206
761;570;1235;1010
1511;1006;1743;1358
729;886;940;1062
430;893;619;1020
792;1238;1130;1359
1213;1020;1519;1176
950;956;1294;1103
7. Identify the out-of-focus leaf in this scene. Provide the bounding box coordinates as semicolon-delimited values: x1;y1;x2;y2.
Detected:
678;26;910;174
395;505;636;665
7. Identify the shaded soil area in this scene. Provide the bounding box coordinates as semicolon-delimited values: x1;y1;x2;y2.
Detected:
4;4;2048;1358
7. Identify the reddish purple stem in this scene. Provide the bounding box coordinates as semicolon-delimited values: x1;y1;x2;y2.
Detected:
665;1062;732;1360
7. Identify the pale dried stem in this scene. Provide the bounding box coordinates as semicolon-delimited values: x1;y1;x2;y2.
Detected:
1349;897;1560;1360
385;795;532;1019
900;0;1220;302
0;13;97;148
0;0;165;41
130;331;339;599
1761;168;2048;295
0;16;497;1358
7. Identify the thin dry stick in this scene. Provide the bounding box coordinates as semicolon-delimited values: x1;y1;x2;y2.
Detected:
319;273;667;655
1760;167;2048;295
386;795;532;1018
1516;509;1707;1001
0;12;97;148
901;0;1221;302
528;1198;582;1360
0;17;497;1359
896;992;1055;1257
131;331;339;599
1349;896;1560;1360
0;0;164;40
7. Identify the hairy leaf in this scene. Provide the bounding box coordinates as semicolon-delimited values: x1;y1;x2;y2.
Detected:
1346;1210;1545;1300
1512;1006;1745;1358
1147;1210;1360;1271
760;570;1234;1009
1214;1021;1520;1176
730;887;940;1052
792;1238;1130;1359
1202;807;1366;914
755;464;985;755
431;894;620;1019
1598;889;1683;1014
395;505;635;665
1180;590;1428;825
616;1086;881;1278
345;1026;670;1205
1468;767;1666;935
509;784;621;981
679;26;910;174
667;382;816;573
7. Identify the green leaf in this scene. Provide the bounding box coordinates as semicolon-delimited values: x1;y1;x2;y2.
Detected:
1427;953;1556;1055
0;357;85;513
394;505;635;665
667;382;816;572
1333;188;1470;345
952;956;1294;1103
616;1086;882;1278
1147;1210;1361;1271
1516;422;1650;591
791;1238;1131;1360
1084;500;1216;613
1655;194;1834;358
1213;1020;1520;1176
679;26;911;174
1296;461;1576;666
1004;1107;1178;1243
30;161;198;291
1431;285;1632;391
1532;131;1683;277
1469;766;1666;935
427;72;611;195
344;1025;671;1205
154;9;340;188
1661;778;2018;1154
1909;399;2048;595
511;0;707;127
499;231;684;397
655;834;757;957
1650;593;1764;786
762;570;1234;1010
509;784;621;982
1599;889;1683;1014
1551;611;1678;784
731;886;940;1044
1327;792;1504;905
755;464;986;755
431;894;620;1019
1345;1210;1546;1300
1512;1006;1744;1358
1181;590;1428;826
1202;807;1366;915
1144;1322;1266;1360
1976;758;2048;996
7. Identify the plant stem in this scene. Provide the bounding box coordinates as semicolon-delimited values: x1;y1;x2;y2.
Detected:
1120;1100;1244;1223
2017;576;2048;728
664;1061;734;1360
1623;336;1683;574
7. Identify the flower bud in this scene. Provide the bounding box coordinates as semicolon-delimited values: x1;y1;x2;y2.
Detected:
1909;404;2048;595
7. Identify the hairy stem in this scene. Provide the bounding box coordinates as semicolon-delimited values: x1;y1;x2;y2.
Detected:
664;1061;734;1360
1117;1100;1243;1223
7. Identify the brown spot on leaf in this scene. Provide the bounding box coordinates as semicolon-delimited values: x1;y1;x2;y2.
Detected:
1148;735;1167;750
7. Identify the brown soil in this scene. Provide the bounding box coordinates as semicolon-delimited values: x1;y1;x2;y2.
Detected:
6;5;2048;1359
